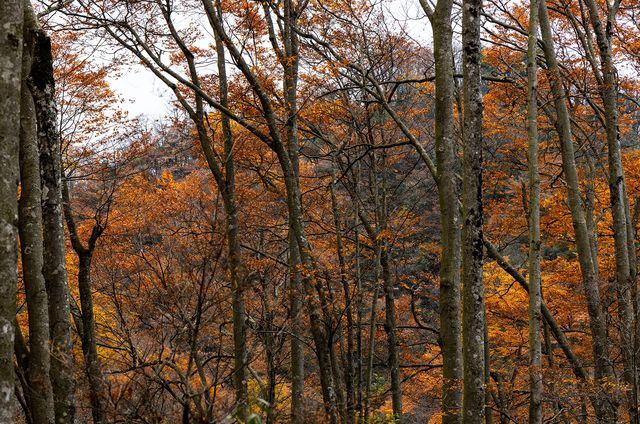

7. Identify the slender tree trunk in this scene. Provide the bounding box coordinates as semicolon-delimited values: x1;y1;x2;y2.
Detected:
288;228;305;424
364;246;382;422
526;0;543;421
213;30;249;422
461;0;486;419
281;3;306;420
203;2;340;419
28;29;75;424
581;0;636;418
0;0;23;421
329;156;356;424
377;151;402;421
539;2;616;420
62;181;107;424
77;252;107;424
19;27;55;422
354;205;364;423
429;5;464;422
380;247;402;421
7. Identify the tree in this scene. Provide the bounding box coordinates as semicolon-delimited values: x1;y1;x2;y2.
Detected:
461;0;486;420
526;0;543;420
0;0;23;422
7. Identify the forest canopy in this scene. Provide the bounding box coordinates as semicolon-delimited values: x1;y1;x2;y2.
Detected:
2;0;640;423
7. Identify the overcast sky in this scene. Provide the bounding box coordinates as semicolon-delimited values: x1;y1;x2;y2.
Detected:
107;0;431;121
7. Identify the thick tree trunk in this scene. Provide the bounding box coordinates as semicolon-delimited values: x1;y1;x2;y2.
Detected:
539;2;616;420
430;5;464;422
28;30;75;424
19;104;54;424
19;35;55;422
461;0;486;420
0;0;24;421
526;0;543;421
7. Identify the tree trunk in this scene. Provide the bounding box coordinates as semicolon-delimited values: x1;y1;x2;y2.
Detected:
581;0;636;418
430;4;464;422
282;3;305;418
288;229;305;424
377;151;402;421
526;0;543;421
213;30;249;422
77;252;107;424
62;180;108;424
381;247;402;421
28;29;75;424
461;0;486;419
539;1;616;420
19;10;55;421
329;156;356;424
0;0;23;421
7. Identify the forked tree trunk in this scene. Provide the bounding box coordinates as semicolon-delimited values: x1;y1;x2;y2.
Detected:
62;181;108;424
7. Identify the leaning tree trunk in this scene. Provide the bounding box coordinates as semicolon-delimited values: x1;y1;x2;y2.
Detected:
526;0;543;420
461;0;486;420
0;0;24;421
581;0;637;418
28;29;76;424
19;8;55;422
539;1;617;420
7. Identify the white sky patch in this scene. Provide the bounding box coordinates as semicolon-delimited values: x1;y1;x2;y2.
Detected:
107;0;434;120
108;67;172;119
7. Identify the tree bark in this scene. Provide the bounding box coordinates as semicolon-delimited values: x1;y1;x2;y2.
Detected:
0;0;23;421
281;3;305;420
19;7;55;421
526;0;543;421
424;1;464;421
28;29;75;424
461;0;486;419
